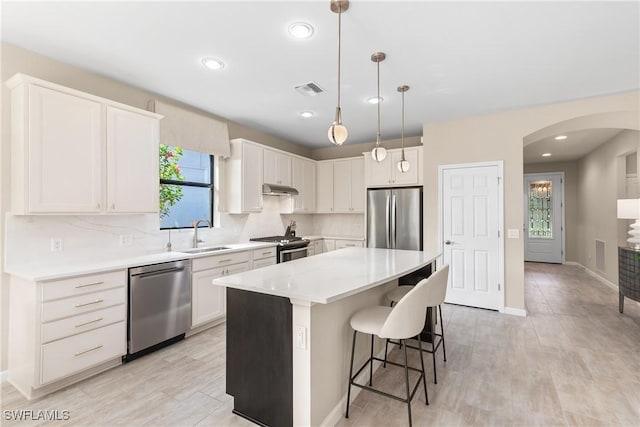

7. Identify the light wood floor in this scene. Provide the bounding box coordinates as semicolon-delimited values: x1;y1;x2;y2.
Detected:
2;263;639;426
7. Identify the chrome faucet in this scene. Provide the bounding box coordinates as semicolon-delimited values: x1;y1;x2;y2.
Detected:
192;219;213;248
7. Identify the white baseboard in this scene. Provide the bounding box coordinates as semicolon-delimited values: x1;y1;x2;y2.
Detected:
565;262;640;307
320;343;394;426
502;306;527;317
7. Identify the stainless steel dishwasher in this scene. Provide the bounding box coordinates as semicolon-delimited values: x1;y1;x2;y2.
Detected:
126;259;191;361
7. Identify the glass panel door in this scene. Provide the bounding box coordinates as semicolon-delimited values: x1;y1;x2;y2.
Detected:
528;180;553;238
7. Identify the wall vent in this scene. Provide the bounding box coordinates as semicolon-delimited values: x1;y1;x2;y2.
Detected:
595;239;605;272
294;81;325;96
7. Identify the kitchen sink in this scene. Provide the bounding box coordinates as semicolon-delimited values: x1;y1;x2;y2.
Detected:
179;246;232;254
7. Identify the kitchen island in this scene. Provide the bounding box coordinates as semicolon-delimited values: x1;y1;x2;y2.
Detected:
212;247;440;427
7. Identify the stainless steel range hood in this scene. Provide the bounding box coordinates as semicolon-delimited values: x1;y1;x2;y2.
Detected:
262;183;299;196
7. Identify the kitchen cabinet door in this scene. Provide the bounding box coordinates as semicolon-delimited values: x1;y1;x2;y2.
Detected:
316;162;334;213
391;148;419;185
303;159;316;212
291;157;305;212
314;239;324;255
333;159;352;213
323;239;336;252
369;155;393;186
242;143;264;212
24;84;103;213
106;106;159;213
350;158;365;212
264;149;291;186
192;262;249;328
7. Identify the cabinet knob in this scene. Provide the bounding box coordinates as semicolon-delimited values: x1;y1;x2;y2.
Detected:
111;203;115;210
96;203;100;209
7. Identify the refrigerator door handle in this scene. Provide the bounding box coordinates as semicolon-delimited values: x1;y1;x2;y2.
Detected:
390;193;397;249
385;193;391;248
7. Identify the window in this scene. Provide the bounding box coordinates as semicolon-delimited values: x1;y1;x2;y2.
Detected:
159;144;214;229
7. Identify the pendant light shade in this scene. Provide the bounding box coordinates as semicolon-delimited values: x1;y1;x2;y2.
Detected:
370;52;386;162
397;85;410;173
328;0;350;146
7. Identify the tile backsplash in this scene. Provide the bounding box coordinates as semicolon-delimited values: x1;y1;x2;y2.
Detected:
4;197;363;269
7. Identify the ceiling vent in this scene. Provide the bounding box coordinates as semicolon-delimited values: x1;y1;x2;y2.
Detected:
294;81;325;96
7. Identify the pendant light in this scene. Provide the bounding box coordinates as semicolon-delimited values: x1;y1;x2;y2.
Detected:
397;85;410;173
328;0;350;146
371;52;387;162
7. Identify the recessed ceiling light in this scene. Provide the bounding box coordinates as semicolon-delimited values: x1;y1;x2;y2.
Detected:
542;153;552;157
289;22;314;39
554;135;568;140
368;96;384;104
201;57;225;70
299;111;314;118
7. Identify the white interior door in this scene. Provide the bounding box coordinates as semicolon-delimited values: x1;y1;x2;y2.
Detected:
441;164;502;310
524;173;563;263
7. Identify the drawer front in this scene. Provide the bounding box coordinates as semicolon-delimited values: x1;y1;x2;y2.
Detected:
335;239;364;250
253;257;276;269
41;304;126;344
192;250;250;272
40;321;126;385
41;287;125;323
42;270;126;301
252;247;277;261
314;240;324;254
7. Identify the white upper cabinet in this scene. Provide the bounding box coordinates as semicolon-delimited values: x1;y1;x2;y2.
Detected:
106;106;159;213
288;157;316;214
263;148;292;186
316;161;334;213
7;74;161;215
366;146;422;187
226;139;263;214
316;157;364;214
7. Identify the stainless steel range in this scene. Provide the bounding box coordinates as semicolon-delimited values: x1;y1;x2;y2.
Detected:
250;236;309;263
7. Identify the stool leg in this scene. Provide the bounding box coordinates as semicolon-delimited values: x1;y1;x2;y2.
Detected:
383;338;389;368
402;339;413;427
345;330;357;418
416;335;429;405
369;334;374;386
439;305;447;362
432;329;438;384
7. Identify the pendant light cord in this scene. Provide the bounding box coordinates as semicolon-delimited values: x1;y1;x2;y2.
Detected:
401;89;405;160
376;59;381;145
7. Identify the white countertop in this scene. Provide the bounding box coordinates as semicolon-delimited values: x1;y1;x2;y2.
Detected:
212;247;440;304
6;242;277;282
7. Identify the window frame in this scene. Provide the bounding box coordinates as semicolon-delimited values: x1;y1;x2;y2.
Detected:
159;152;215;230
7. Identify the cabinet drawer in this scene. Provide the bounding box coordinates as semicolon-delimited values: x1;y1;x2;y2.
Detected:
192;250;250;272
253;257;276;269
42;270;126;302
40;321;126;385
41;287;125;323
41;304;126;344
335;240;364;250
253;247;277;260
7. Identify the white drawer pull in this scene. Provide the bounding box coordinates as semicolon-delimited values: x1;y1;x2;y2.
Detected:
75;281;104;289
75;299;104;308
75;317;104;328
74;344;103;357
218;259;232;263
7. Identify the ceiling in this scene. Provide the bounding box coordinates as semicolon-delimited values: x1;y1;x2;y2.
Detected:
523;128;624;164
1;1;638;150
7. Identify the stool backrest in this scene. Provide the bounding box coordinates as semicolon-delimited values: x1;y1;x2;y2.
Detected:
378;265;450;339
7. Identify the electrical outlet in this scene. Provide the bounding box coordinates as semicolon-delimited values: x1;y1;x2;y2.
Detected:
50;238;63;252
120;234;133;246
295;326;307;349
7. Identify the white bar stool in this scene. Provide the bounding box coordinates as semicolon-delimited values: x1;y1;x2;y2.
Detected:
345;265;449;427
385;264;449;384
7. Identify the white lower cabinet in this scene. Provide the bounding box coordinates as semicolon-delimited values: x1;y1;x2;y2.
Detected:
314;240;324;255
323;239;336;252
335;239;364;250
252;247;277;269
9;270;127;399
191;259;249;328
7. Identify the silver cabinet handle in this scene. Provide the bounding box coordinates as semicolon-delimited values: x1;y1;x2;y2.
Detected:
346;244;356;247
262;251;272;255
75;281;104;289
75;299;104;308
75;317;103;328
74;345;103;357
218;259;232;263
445;240;452;245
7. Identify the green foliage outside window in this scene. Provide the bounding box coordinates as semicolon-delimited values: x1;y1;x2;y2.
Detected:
159;144;185;220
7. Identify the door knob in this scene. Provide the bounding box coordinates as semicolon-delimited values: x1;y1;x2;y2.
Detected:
445;240;452;245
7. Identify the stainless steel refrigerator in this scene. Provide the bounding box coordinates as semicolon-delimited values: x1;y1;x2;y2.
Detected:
367;187;422;250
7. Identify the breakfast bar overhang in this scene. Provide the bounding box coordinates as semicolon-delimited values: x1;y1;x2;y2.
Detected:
212;247;440;426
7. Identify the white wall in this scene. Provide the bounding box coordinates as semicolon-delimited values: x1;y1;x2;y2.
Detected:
576;130;640;284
